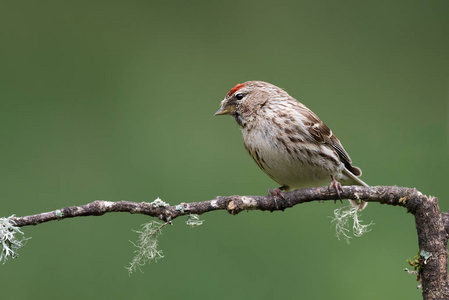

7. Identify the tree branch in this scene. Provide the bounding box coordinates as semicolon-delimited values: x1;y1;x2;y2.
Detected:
9;186;419;226
8;185;449;300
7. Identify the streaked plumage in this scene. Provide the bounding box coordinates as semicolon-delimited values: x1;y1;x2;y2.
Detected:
215;81;368;210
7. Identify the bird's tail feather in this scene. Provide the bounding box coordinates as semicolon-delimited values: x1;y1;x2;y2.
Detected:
343;168;368;211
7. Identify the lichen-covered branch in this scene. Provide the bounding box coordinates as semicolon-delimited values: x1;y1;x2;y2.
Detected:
6;185;449;299
8;185;423;227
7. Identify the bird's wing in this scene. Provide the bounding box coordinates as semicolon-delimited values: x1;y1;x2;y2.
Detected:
303;109;363;177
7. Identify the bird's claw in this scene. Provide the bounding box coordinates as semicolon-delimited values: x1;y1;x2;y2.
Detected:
268;188;284;198
329;176;343;203
268;188;285;211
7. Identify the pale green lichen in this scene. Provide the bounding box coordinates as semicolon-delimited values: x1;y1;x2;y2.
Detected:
331;205;373;243
0;215;30;264
419;249;432;264
126;221;167;274
186;214;204;228
127;212;204;273
55;209;64;219
406;251;426;288
175;205;185;213
150;198;170;208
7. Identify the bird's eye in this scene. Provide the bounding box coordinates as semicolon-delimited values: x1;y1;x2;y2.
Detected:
236;93;244;100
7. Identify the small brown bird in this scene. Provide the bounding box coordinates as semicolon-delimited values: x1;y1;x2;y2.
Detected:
215;81;368;210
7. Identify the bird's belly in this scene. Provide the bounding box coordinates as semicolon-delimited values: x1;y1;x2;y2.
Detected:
261;154;333;189
243;128;344;189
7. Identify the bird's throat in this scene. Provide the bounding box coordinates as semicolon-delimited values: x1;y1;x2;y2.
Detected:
234;113;246;127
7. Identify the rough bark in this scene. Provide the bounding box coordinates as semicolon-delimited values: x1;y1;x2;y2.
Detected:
9;185;449;299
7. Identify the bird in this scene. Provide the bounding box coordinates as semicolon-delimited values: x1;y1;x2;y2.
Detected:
215;81;368;210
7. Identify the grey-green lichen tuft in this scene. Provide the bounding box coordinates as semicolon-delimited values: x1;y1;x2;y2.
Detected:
0;215;30;264
126;221;167;274
331;205;373;244
150;198;170;208
186;214;204;228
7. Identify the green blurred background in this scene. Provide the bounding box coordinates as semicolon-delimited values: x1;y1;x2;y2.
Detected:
0;0;448;299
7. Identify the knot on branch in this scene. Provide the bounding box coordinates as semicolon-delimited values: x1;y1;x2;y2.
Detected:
226;199;242;215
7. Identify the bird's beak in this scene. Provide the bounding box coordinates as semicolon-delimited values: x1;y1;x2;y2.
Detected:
214;104;234;116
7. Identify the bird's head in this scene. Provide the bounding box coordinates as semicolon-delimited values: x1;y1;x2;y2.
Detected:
215;81;285;127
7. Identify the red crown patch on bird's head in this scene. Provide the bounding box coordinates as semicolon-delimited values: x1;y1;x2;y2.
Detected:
227;83;246;96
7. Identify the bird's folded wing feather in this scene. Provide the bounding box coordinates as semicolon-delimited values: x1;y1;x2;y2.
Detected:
303;109;365;181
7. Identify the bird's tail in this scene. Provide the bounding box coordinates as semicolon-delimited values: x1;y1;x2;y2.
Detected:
343;168;368;211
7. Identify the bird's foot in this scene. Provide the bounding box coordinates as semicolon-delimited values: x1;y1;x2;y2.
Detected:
268;187;286;211
329;176;343;203
268;187;284;198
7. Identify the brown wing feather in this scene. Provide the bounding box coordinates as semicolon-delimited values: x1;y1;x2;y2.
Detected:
303;110;362;177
